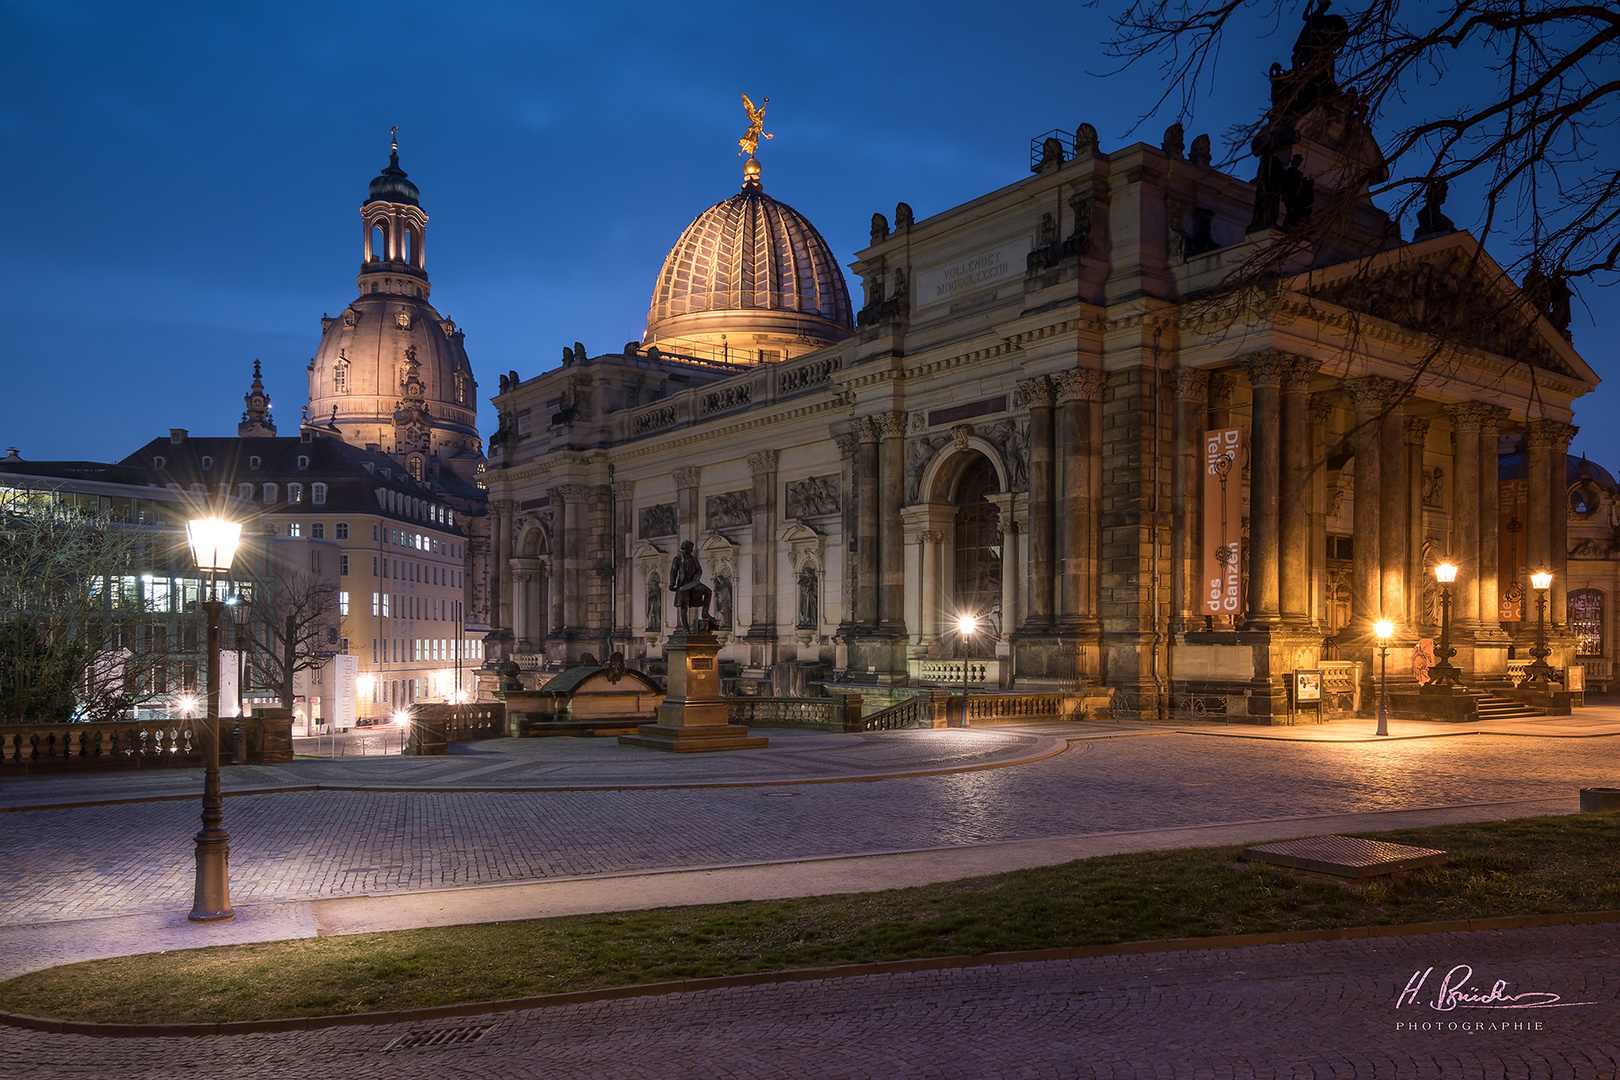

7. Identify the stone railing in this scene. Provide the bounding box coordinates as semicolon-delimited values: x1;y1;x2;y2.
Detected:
405;703;506;755
776;355;841;394
699;384;751;416
511;653;547;671
727;696;863;732
632;405;677;436
1507;659;1529;687
963;693;1070;725
1;719;203;769
909;658;1000;687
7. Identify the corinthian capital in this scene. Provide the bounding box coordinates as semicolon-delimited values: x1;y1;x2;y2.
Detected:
1345;375;1402;413
747;449;780;475
1241;350;1292;387
1524;418;1578;452
1054;368;1107;404
1168;367;1207;403
874;411;908;439
672;467;701;488
1403;415;1431;446
1016;374;1057;409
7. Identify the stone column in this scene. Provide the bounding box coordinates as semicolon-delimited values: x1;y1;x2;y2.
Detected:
1056;369;1106;629
1523;421;1555;597
1019;375;1058;629
1378;387;1409;629
1168;367;1202;634
854;417;881;630
509;565;530;645
1534;421;1577;624
834;432;860;635
1309;392;1338;627
557;484;590;634
488;499;513;635
546;499;565;638
1243;353;1286;628
1445;405;1483;629
1405;416;1431;627
999;519;1021;636
611;482;634;638
1345;378;1388;627
877;411;908;632
673;467;701;550
1279;357;1319;626
1477;408;1507;629
746;450;779;645
920;530;946;644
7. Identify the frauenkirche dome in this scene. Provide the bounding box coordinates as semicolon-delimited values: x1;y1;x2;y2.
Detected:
644;157;852;362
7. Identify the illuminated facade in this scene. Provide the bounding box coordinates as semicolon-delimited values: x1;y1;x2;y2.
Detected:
485;92;1599;722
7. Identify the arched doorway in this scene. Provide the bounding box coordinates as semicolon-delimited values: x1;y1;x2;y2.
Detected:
953;454;1002;652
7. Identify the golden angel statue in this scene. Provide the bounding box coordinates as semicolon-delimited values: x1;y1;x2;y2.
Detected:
739;93;772;158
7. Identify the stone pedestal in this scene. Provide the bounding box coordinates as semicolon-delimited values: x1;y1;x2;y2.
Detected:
619;631;767;753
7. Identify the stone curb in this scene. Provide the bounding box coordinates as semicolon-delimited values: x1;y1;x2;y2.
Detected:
5;909;1616;1038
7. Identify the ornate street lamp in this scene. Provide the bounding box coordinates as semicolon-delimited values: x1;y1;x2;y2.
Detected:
1429;562;1464;688
957;613;977;726
1375;619;1393;736
185;515;242;922
1525;569;1556;687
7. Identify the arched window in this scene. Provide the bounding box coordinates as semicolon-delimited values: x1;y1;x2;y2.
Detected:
1569;589;1605;657
335;522;350;540
409;456;424;482
401;227;413;265
334;359;347;394
311;522;325;539
953;455;1002;649
287;522;302;538
311;483;327;506
370;223;387;262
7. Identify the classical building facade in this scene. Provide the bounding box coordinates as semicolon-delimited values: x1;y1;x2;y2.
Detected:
486;68;1598;721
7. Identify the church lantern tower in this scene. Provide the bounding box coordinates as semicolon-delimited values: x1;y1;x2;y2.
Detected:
306;130;481;478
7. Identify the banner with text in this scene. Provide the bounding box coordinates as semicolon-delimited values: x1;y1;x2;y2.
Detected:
1202;428;1243;618
1499;478;1528;621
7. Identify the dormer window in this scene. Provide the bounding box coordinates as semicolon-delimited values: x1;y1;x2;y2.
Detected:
200;456;213;471
288;482;304;503
263;482;278;503
238;483;254;501
152;456;166;470
312;482;327;506
249;456;261;471
298;456;310;471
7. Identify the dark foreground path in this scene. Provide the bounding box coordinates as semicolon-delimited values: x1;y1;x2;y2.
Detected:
7;922;1617;1079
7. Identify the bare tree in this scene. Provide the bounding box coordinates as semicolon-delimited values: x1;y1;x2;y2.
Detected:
247;565;340;711
0;487;197;722
1104;1;1617;315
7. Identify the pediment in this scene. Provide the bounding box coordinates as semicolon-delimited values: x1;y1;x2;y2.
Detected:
631;539;665;560
699;531;736;555
1294;236;1596;387
778;519;822;544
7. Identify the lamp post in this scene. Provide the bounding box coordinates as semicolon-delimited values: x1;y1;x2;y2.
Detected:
1375;619;1393;736
186;515;242;922
1526;569;1556;688
1429;562;1463;688
228;590;253;765
957;613;977;727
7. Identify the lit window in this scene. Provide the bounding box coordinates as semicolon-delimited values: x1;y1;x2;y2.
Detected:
372;592;381;616
288;483;303;503
339;591;350;617
288;522;302;537
335;522;349;540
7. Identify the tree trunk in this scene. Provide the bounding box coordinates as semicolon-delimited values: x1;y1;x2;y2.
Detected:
280;613;295;709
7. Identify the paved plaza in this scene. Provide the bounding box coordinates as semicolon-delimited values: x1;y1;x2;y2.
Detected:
2;714;1618;1076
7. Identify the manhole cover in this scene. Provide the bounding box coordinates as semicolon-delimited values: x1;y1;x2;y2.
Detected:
1242;835;1446;879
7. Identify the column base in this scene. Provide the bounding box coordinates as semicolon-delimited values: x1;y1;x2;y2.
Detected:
844;634;909;684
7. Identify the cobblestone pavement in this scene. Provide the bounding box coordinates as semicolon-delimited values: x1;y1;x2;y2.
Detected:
2;727;1610;925
6;923;1616;1078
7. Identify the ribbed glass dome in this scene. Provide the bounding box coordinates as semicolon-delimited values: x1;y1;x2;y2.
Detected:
645;177;852;350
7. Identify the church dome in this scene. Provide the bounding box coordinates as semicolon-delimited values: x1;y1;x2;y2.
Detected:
367;151;420;207
645;170;852;357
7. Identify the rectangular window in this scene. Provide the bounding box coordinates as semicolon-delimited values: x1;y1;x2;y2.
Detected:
372;638;379;665
335;522;349;540
382;593;390;618
238;483;255;501
264;483;278;503
287;522;302;537
372;523;380;541
372;592;380;616
339;591;350;616
288;483;303;503
311;522;325;539
340;553;349;576
312;483;327;506
372;555;378;576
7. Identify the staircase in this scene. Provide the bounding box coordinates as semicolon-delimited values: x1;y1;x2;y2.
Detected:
1470;689;1547;721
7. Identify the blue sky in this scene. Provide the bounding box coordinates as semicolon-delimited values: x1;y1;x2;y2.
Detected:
2;0;1616;466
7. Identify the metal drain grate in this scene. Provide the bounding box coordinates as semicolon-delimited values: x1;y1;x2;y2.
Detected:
384;1023;492;1051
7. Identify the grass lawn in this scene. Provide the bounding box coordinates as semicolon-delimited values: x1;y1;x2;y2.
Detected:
3;813;1617;1025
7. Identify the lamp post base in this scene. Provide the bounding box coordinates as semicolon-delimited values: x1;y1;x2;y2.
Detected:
189;831;234;922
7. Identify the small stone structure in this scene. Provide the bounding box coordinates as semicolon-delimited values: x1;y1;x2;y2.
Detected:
503;653;662;737
1242;835;1447;882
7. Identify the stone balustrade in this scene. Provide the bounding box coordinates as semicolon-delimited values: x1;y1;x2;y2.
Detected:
726;696;864;732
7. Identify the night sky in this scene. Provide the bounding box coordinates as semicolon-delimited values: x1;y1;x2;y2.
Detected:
3;1;1616;467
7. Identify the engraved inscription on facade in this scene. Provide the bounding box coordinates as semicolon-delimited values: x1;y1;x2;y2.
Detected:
916;237;1033;309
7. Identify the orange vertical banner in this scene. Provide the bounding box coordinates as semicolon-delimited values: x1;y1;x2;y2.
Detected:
1202;428;1243;618
1499;478;1528;621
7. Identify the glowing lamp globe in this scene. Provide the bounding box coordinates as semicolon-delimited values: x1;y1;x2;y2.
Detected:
186;518;242;574
1435;562;1458;584
957;614;978;636
1374;620;1393;641
1531;570;1553;591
